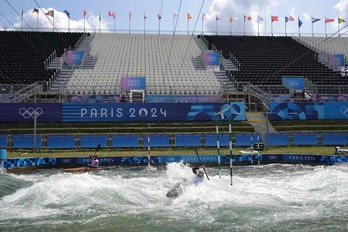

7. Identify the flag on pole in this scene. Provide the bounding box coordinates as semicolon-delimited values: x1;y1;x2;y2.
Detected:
229;15;234;35
298;18;303;28
63;10;70;32
129;12;132;20
311;17;320;36
187;13;192;34
158;13;162;20
215;14;220;35
45;10;54;17
271;16;278;36
144;13;147;19
257;15;263;36
32;8;39;14
63;10;70;18
83;10;87;32
285;16;294;23
311;17;320;23
244;15;251;21
284;16;294;36
338;17;346;24
325;17;334;23
271;16;279;22
108;11;115;19
338;17;346;36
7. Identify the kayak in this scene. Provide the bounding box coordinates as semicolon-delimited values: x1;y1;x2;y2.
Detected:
63;167;103;173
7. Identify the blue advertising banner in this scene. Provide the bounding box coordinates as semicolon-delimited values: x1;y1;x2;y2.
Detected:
282;77;305;90
203;51;220;65
269;102;348;120
66;50;85;65
0;103;62;122
62;102;246;122
329;53;345;68
146;94;223;103
121;77;146;90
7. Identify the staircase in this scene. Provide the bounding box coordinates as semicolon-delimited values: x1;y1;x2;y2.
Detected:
247;112;277;143
191;55;206;70
214;70;235;92
47;34;97;93
194;36;209;50
223;58;238;71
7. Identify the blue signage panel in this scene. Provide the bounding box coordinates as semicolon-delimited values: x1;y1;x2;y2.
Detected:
66;50;85;65
121;77;146;90
0;103;62;122
62;102;246;122
146;94;223;103
329;53;345;68
203;52;220;65
282;77;305;90
270;102;348;120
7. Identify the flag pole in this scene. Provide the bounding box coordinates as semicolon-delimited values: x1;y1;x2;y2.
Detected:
311;18;314;37
338;19;340;37
37;12;39;31
244;15;246;35
84;15;85;32
264;12;267;35
215;14;218;35
158;14;160;35
271;18;273;36
202;15;204;34
325;17;327;37
68;16;70;32
257;15;260;36
144;13;146;34
285;16;287;36
187;17;189;35
53;12;55;32
298;17;301;36
99;11;101;33
230;16;232;35
21;10;23;31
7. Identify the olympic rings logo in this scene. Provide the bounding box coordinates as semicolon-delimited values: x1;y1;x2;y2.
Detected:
18;107;43;119
340;106;348;117
286;80;300;87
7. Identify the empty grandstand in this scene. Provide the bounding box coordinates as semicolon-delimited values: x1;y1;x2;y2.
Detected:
0;31;83;97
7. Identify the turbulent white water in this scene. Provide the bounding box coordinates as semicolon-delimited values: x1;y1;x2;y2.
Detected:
0;163;347;231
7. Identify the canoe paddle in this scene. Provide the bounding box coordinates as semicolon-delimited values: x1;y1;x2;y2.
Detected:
194;148;210;181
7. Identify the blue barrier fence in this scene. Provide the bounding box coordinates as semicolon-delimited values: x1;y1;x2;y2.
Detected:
2;154;348;169
1;132;347;150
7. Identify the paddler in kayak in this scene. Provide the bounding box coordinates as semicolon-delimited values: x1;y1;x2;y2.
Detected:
88;155;100;168
192;167;205;185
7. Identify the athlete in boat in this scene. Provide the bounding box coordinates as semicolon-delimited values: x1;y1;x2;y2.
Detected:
192;167;205;185
88;155;100;168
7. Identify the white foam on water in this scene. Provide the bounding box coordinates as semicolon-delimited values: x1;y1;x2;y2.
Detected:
0;163;347;230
